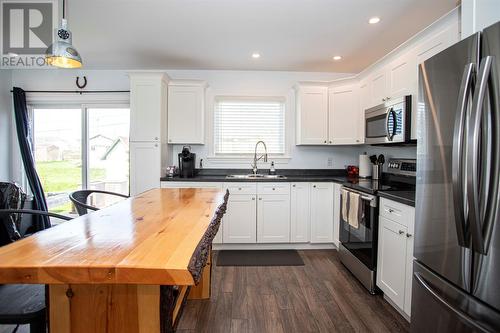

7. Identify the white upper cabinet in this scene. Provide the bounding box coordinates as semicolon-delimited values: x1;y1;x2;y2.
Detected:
387;51;416;99
129;72;169;142
295;84;329;145
328;84;361;145
167;81;206;144
369;69;389;106
310;183;334;243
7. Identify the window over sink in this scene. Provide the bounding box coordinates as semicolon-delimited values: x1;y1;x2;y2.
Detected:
213;97;286;156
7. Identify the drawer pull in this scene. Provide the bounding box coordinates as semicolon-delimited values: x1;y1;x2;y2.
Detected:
292;184;296;187
272;188;275;190
399;230;405;235
252;197;255;201
313;185;317;188
388;208;395;213
406;233;412;238
238;187;242;190
259;197;262;200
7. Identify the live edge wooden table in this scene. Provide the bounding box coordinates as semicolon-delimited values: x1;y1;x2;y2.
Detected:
0;188;228;333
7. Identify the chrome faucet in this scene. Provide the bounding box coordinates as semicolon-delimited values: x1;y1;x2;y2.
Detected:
252;141;268;175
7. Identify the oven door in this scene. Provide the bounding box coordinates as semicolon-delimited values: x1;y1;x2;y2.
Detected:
339;188;378;270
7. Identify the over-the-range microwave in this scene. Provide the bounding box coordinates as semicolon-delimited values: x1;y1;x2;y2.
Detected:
364;95;412;144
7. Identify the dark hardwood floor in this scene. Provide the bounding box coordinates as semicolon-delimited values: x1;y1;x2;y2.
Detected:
177;249;409;333
0;250;409;333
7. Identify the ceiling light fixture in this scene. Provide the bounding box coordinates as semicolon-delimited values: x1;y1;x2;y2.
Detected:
46;0;82;68
333;56;342;61
369;17;381;24
252;53;261;59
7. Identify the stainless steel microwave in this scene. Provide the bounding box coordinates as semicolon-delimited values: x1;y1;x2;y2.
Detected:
364;95;411;144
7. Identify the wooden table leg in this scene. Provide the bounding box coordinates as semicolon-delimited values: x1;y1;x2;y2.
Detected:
49;284;161;333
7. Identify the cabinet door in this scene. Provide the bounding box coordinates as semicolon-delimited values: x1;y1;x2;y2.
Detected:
222;194;257;243
377;216;408;309
130;78;163;142
328;85;361;145
413;24;459;140
332;183;342;247
296;85;329;145
290;183;310;243
167;85;204;144
130;142;160;195
257;194;291;243
310;183;334;243
403;206;416;316
387;52;416;99
370;70;388;106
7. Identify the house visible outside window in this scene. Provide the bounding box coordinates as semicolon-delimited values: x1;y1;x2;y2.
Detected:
214;97;285;156
31;105;130;216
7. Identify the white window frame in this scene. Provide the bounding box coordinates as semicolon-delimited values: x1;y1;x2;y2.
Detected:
206;93;292;165
11;92;130;195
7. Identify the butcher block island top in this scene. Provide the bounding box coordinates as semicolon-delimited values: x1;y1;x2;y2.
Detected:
0;188;227;286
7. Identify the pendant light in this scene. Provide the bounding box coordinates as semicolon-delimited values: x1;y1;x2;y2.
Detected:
46;0;82;68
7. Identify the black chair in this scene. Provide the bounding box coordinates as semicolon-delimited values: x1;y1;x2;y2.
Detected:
0;209;72;333
69;190;129;216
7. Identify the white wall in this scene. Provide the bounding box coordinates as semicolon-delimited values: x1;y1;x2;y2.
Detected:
0;70;12;181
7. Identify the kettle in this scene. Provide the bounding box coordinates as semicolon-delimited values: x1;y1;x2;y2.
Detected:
178;146;196;178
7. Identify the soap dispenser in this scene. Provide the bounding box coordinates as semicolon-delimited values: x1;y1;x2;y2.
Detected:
269;161;276;175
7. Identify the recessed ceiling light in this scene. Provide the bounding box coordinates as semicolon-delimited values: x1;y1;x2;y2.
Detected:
252;53;261;59
369;17;381;24
333;56;342;61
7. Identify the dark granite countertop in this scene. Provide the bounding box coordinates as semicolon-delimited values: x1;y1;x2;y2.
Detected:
378;190;415;207
161;168;350;183
160;168;416;206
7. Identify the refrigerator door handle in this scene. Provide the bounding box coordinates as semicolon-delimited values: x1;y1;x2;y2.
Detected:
468;56;498;255
452;63;475;247
414;272;490;332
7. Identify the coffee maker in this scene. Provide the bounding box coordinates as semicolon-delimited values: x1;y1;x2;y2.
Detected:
178;146;196;178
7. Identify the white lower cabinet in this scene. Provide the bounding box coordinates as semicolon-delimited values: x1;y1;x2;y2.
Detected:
222;194;257;243
332;183;342;247
310;183;334;243
290;183;311;243
257;194;290;243
130;142;161;195
377;198;415;317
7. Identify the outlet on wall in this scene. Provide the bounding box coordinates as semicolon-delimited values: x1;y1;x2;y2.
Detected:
327;157;333;167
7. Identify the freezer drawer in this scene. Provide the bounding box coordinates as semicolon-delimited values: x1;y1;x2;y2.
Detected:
411;261;500;333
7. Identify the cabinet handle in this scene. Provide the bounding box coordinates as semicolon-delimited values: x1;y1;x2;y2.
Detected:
154;143;158;147
252;197;255;200
238;187;242;190
388;208;394;213
272;188;275;190
406;233;412;238
399;230;405;235
292;184;296;187
329;141;332;144
313;185;317;188
155;137;159;140
324;140;327;143
356;139;360;143
259;197;262;200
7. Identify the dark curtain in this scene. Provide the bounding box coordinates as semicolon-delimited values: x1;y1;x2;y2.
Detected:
12;87;51;230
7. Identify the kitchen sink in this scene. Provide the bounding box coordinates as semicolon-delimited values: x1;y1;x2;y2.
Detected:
226;174;287;179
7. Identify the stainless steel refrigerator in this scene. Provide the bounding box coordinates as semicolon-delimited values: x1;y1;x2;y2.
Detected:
413;21;500;332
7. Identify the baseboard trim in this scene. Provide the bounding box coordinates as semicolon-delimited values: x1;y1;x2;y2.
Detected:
213;243;338;250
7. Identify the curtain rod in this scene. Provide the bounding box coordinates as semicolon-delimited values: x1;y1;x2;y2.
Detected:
10;90;130;94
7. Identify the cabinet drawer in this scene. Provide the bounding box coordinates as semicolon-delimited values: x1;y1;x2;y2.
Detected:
257;183;290;195
223;183;257;195
380;197;413;227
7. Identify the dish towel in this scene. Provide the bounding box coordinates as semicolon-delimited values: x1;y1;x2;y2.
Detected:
341;188;350;223
347;191;360;229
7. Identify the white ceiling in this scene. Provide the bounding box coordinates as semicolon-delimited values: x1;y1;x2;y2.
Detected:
68;0;458;72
